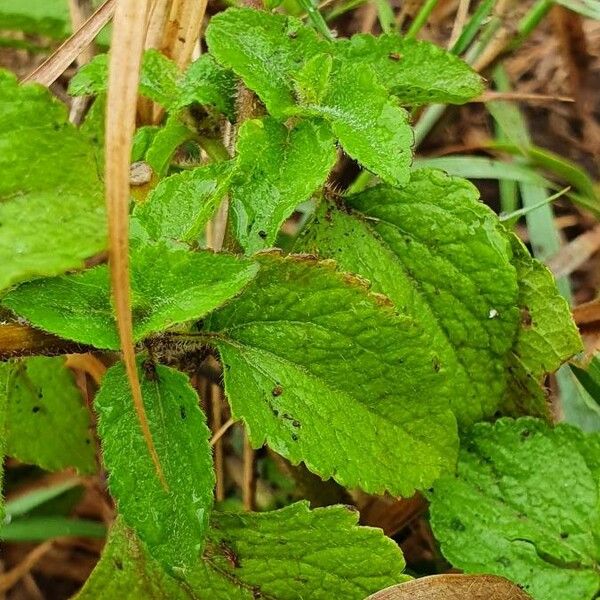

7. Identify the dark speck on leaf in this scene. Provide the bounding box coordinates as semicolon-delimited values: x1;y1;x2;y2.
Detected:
258;230;267;239
292;420;301;428
180;406;187;420
291;433;298;441
143;360;158;381
388;52;402;61
560;531;569;539
32;406;40;413
114;559;123;570
520;429;531;439
272;385;283;397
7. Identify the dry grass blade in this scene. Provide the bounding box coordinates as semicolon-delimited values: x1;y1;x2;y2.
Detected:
161;0;208;69
366;574;532;599
547;225;600;278
22;0;116;86
475;91;574;104
0;542;54;593
105;0;167;488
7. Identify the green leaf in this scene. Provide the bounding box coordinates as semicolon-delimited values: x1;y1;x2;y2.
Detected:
0;70;106;292
77;503;407;600
144;115;195;177
95;361;215;571
293;52;333;104
572;356;600;405
133;162;233;244
335;33;484;105
4;357;95;474
298;169;520;425
3;242;259;350
70;52;236;118
176;54;237;120
71;51;180;108
298;63;413;186
205;7;329;118
231;117;336;252
203;253;457;495
502;236;582;417
429;417;600;600
0;516;106;541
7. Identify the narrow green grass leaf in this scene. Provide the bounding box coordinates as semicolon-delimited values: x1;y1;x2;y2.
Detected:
0;516;106;541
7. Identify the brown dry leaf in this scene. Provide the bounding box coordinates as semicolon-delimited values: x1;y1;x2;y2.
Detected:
105;0;166;487
367;574;532;600
0;323;89;360
547;225;600;278
23;0;116;86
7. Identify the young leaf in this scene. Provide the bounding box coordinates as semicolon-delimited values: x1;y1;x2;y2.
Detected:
70;50;181;108
133;162;233;244
144;114;195;177
335;34;484;105
3;242;259;350
205;7;329;118
0;70;106;292
297;63;413;187
4;357;95;474
70;51;236;119
298;169;520;425
176;54;236;120
203;253;457;496
95;361;215;571
77;503;407;600
429;417;600;600
502;236;582;416
231;117;336;252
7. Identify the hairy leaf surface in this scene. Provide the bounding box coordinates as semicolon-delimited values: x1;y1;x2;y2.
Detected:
95;362;214;571
0;70;105;292
335;34;484;104
299;169;519;424
429;417;600;600
231;117;336;252
203;253;457;495
133;162;233;244
71;52;235;118
502;236;582;416
298;63;413;186
4;357;95;474
3;243;258;350
77;503;407;599
206;8;328;118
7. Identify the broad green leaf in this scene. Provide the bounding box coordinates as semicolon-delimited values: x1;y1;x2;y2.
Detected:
205;8;329;118
335;34;484;105
4;357;95;474
71;51;180;108
0;70;106;292
203;253;457;495
429;417;600;600
502;236;582;416
231;117;336;252
298;169;519;425
133;162;233;244
294;53;333;104
298;63;413;186
95;361;215;571
78;503;407;599
177;54;237;120
3;242;258;350
70;51;236;118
